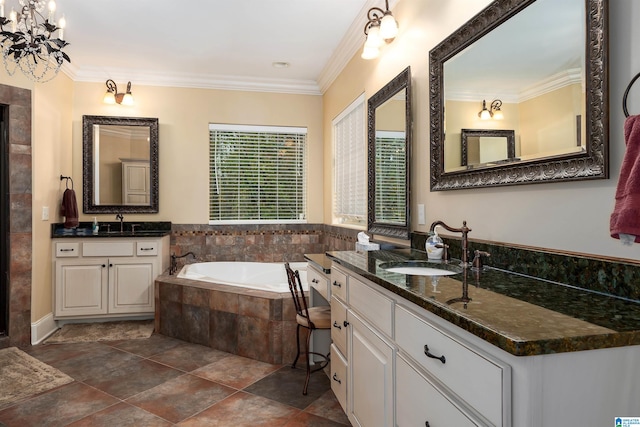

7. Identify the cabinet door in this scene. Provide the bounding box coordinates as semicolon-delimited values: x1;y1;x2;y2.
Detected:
396;355;480;427
331;296;348;356
55;259;108;317
108;258;155;313
349;311;394;427
330;343;348;413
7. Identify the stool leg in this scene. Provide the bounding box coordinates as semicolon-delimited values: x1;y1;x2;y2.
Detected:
292;324;301;368
303;328;312;395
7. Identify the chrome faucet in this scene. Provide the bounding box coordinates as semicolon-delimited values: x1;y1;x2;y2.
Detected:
115;214;124;232
429;220;472;267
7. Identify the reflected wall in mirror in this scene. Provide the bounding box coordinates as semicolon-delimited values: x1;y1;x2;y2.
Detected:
83;115;159;213
429;0;608;190
368;66;412;239
461;129;516;168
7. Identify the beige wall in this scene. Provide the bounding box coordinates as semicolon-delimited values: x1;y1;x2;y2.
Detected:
323;0;640;262
71;84;324;225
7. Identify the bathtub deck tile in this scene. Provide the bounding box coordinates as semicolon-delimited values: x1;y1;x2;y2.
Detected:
183;304;210;346
238;316;278;364
183;287;210;308
209;310;238;354
210;289;239;314
238;294;272;320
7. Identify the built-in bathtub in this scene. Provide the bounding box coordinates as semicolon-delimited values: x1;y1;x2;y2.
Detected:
176;261;308;292
155;261;309;365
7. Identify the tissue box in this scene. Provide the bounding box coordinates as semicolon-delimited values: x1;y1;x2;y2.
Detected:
356;242;380;252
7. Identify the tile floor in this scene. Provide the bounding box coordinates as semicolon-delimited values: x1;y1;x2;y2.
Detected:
0;334;350;426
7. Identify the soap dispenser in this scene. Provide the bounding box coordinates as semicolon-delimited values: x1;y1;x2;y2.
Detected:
426;226;443;260
92;217;99;234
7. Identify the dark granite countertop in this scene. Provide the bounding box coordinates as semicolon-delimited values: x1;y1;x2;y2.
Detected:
51;221;172;238
326;249;640;357
304;253;332;274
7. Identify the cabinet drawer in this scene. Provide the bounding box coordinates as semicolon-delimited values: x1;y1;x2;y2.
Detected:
83;241;134;257
56;242;79;257
330;344;347;413
330;266;347;301
395;305;507;426
397;355;481;427
136;241;158;256
308;266;329;301
331;295;348;356
349;275;393;338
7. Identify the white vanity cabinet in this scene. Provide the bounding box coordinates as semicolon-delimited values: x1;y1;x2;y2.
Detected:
331;262;511;427
53;236;169;319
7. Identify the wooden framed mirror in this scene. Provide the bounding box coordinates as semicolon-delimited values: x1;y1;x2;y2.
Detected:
82;115;159;214
368;67;412;239
429;0;608;190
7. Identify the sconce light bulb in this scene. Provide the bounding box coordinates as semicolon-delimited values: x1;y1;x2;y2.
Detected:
103;92;116;104
379;13;398;41
493;110;504;120
479;109;492;120
365;24;383;48
121;93;134;106
48;0;56;14
361;44;380;60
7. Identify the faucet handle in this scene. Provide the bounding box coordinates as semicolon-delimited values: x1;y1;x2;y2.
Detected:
472;250;491;270
436;243;450;262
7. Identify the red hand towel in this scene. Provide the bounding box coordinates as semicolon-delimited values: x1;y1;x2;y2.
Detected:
610;114;640;243
61;188;79;229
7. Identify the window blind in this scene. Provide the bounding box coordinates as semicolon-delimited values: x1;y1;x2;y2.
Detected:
209;124;307;223
375;131;406;225
333;94;366;224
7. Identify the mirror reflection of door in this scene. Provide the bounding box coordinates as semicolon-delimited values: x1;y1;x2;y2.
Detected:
93;124;151;206
461;129;516;168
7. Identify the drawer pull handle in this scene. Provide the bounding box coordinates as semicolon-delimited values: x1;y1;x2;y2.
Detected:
140;247;154;251
343;320;349;327
101;264;106;268
424;344;446;364
332;373;342;384
425;422;430;427
312;278;319;283
60;248;74;252
332;281;342;288
332;321;342;330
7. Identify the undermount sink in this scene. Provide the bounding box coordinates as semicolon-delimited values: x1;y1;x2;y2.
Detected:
379;261;462;276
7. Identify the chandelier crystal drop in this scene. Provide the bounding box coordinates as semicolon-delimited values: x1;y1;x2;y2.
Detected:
0;0;70;82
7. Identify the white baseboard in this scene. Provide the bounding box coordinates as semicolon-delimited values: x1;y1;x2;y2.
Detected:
31;313;58;345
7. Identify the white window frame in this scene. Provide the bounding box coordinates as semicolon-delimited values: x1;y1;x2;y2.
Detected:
209;123;307;225
333;93;367;227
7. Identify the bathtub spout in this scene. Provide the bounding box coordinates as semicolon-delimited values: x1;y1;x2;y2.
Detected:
170;252;196;275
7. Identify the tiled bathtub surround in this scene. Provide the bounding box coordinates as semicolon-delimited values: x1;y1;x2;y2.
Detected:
155;276;299;365
170;223;360;268
412;232;640;301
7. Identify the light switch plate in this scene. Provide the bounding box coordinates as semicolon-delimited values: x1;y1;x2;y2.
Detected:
42;206;49;221
418;204;425;225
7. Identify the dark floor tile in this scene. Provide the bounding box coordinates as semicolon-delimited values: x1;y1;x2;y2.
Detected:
108;334;184;358
283;411;349;427
46;344;142;382
0;382;118;427
304;390;350;425
178;391;299;427
149;342;231;372
25;342;107;366
191;354;280;389
244;366;331;410
67;402;172;427
83;359;183;400
127;374;236;423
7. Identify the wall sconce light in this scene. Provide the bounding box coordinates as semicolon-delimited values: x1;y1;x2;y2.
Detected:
103;79;134;105
0;0;70;82
361;0;399;60
478;99;504;120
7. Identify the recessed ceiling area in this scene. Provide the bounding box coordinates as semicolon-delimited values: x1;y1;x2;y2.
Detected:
59;0;382;94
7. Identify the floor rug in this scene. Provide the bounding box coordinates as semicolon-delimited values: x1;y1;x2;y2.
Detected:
44;319;155;344
0;347;74;409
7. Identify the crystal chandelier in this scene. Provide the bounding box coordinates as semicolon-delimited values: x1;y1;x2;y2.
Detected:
0;0;69;82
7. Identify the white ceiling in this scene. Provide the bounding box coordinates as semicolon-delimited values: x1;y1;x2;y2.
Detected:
57;0;381;94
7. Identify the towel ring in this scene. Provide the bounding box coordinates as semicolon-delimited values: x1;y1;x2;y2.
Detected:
60;175;73;190
623;71;640;117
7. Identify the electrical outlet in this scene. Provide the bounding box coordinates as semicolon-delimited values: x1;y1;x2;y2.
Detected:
42;206;49;221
